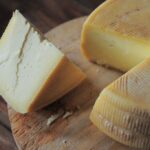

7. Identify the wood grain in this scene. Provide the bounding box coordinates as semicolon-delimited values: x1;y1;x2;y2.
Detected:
8;17;135;150
0;97;16;150
0;125;17;150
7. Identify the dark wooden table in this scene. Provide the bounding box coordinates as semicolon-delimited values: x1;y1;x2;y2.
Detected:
0;0;104;149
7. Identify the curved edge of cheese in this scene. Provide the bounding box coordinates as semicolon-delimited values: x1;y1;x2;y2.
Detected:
81;0;117;62
81;24;150;72
90;58;150;149
28;57;85;112
90;104;150;149
81;0;150;72
0;10;86;114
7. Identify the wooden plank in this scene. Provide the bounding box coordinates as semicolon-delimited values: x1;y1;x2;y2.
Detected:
0;97;10;130
0;98;7;113
76;0;104;9
0;124;17;150
0;98;11;129
0;99;16;149
0;112;10;129
0;0;104;35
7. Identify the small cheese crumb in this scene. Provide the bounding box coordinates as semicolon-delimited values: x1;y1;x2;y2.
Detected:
63;140;67;144
76;105;81;110
47;109;64;126
63;111;73;119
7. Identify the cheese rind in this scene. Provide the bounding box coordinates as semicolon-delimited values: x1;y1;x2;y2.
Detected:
29;57;85;112
81;0;150;71
0;10;85;113
90;58;150;149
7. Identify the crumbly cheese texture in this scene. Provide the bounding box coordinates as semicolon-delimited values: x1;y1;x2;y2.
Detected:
81;0;150;71
0;10;85;113
90;58;150;149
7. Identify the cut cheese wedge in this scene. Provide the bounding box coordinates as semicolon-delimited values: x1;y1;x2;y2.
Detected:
90;58;150;149
0;10;85;113
81;0;150;71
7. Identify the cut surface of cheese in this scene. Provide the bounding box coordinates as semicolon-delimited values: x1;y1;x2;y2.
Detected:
0;10;85;113
90;58;150;149
81;0;150;71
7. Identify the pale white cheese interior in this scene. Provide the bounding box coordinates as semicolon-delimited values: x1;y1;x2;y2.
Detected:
0;10;64;113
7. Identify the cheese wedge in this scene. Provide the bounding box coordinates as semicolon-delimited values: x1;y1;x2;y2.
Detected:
0;10;85;113
90;58;150;149
81;0;150;71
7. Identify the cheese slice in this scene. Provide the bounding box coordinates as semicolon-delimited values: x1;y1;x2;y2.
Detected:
0;10;85;113
81;0;150;71
90;58;150;149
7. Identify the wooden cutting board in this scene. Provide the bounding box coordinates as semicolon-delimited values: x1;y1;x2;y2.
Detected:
8;17;136;150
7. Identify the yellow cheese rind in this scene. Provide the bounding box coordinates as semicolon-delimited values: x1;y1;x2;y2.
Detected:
90;58;150;149
81;0;150;71
29;57;85;112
